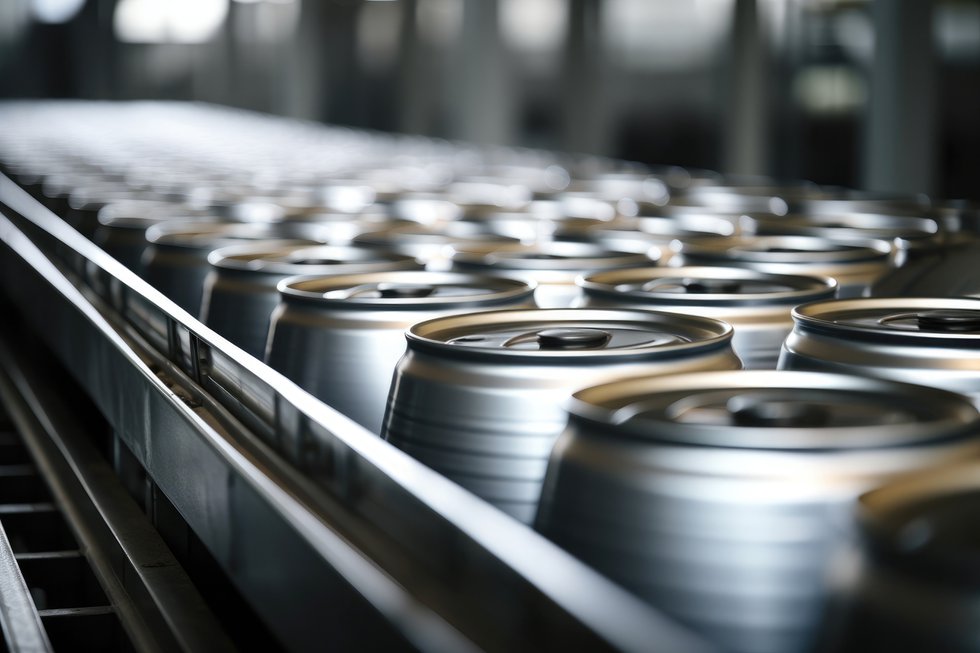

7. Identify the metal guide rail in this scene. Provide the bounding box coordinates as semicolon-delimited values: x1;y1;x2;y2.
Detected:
0;173;713;652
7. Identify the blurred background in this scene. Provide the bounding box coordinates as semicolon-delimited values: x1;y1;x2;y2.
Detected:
1;0;977;198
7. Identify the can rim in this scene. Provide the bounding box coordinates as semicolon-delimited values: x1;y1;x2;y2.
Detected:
207;242;421;275
406;308;734;360
277;271;536;309
567;370;979;449
580;266;837;307
450;241;654;271
678;235;894;264
791;297;980;341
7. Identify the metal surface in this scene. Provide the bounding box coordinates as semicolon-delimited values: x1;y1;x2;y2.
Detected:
779;297;980;406
451;240;655;307
536;370;980;653
267;271;536;434
0;172;714;652
0;334;235;653
579;266;837;368
203;243;422;358
827;463;980;652
676;235;894;298
141;220;329;316
0;520;53;652
382;308;740;523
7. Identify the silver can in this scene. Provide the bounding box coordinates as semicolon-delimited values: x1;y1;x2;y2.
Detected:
579;266;837;369
382;308;740;523
203;243;421;358
93;200;211;272
536;370;980;653
451;241;656;308
141;220;328;315
779;297;980;406
675;235;894;298
827;463;980;652
267;271;536;433
353;223;521;270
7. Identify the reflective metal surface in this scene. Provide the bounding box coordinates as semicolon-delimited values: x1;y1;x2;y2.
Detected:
266;271;536;433
382;308;740;523
203;243;422;358
579;266;836;368
537;370;980;653
779;297;980;405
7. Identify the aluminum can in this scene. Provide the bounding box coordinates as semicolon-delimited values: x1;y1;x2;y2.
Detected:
744;212;943;265
451;241;656;308
93;200;211;272
579;266;837;368
203;244;421;358
675;235;893;298
779;297;980;406
267;271;536;433
382;308;740;523
353;223;521;270
536;370;980;653
827;463;980;652
141;220;328;315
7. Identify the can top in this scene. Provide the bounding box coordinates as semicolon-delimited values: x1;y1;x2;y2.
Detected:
208;243;421;275
793;297;980;341
145;219;327;249
568;370;979;449
679;235;893;265
451;241;654;272
581;266;837;307
747;212;942;246
407;308;733;360
857;464;980;584
279;271;535;309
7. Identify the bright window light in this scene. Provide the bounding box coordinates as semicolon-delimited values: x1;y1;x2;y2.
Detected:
114;0;228;44
31;0;86;24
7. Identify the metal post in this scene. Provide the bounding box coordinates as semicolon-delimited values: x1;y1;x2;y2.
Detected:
561;0;611;156
864;0;936;195
448;0;516;145
723;0;771;177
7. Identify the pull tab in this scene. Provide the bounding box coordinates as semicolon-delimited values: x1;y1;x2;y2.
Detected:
536;328;611;350
727;395;830;428
377;284;436;299
292;257;340;265
681;279;741;294
915;309;980;333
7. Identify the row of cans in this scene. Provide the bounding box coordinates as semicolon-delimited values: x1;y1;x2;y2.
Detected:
3;102;980;653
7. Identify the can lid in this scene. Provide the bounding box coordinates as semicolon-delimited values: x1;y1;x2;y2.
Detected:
407;308;733;360
145;219;327;249
680;235;893;264
581;266;837;307
208;243;421;275
279;271;535;309
749;212;939;240
451;241;653;272
793;297;980;341
568;370;979;449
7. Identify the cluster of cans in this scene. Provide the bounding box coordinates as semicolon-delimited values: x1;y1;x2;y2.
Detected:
4;101;980;653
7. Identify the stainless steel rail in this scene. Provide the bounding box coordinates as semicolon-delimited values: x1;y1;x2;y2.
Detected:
0;521;52;653
0;173;714;652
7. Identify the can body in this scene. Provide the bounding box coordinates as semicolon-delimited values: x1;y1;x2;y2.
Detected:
382;309;740;523
266;272;536;433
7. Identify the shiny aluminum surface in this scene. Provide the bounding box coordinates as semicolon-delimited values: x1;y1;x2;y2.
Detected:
353;223;521;269
579;266;837;368
203;243;421;358
382;308;740;523
141;220;328;315
266;271;536;433
451;241;656;308
829;464;980;652
536;370;980;653
675;235;893;298
94;201;213;272
779;297;980;406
